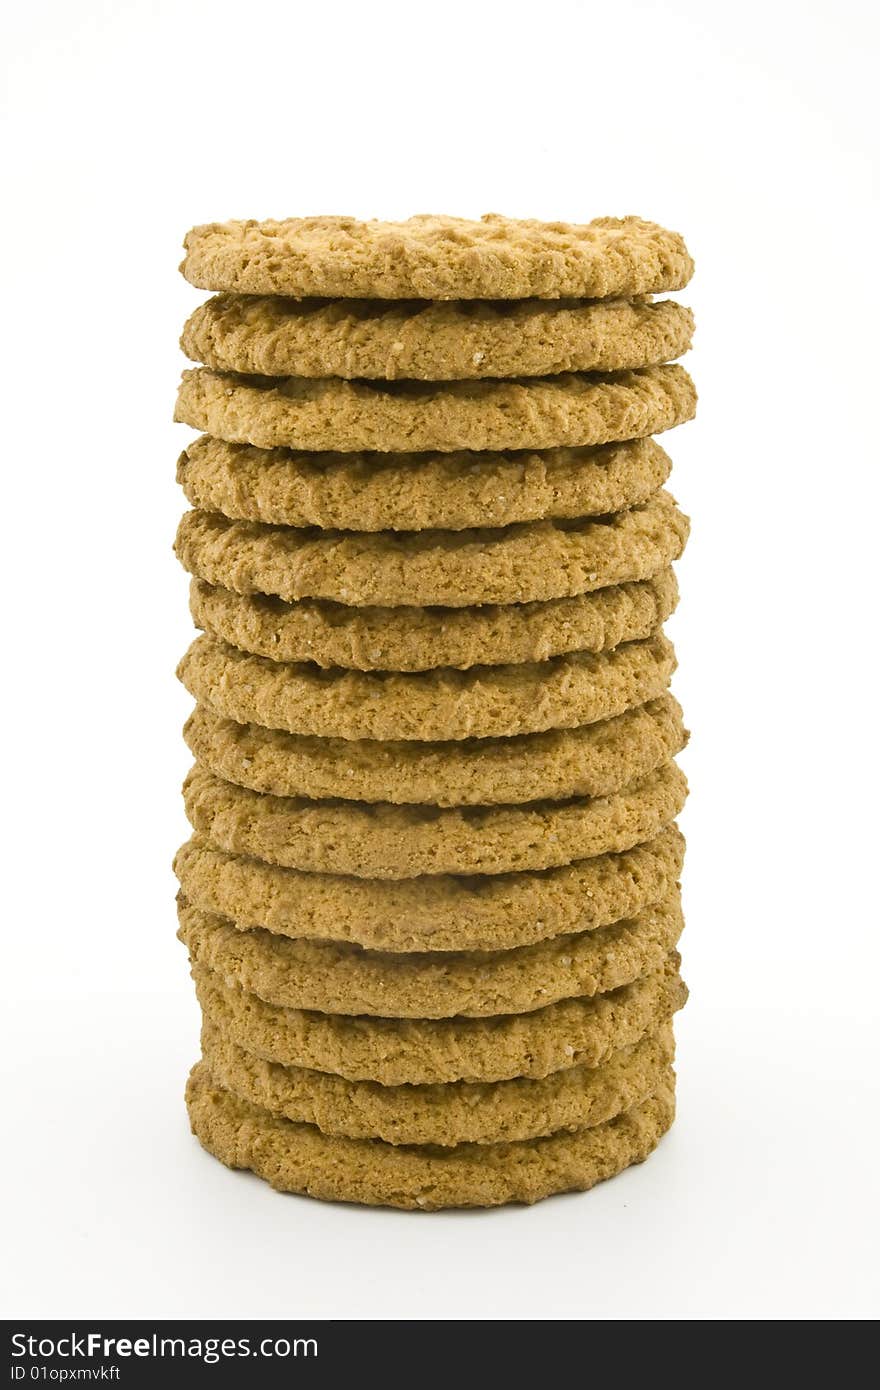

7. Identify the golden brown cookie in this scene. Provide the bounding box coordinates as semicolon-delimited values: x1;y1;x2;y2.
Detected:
181;214;694;301
181;759;687;878
173;823;684;953
177;434;672;532
186;1061;676;1208
174;363;696;453
188;570;678;673
183;694;686;807
181;214;693;300
175;490;688;609
177;632;675;743
181;294;694;380
192;953;685;1084
200;1017;675;1146
178;889;682;1020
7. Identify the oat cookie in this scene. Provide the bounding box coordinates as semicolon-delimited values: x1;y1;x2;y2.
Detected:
175;491;687;610
189;570;679;672
182;759;687;878
174;823;684;953
181;294;694;380
177;434;672;532
183;694;685;807
187;1061;676;1208
178;890;681;1020
201;1017;674;1146
193;954;685;1084
181;214;694;300
174;363;696;453
177;632;675;743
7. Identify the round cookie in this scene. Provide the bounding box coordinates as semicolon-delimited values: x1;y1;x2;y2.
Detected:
181;294;695;380
189;571;679;672
186;1062;676;1209
178;890;682;1020
180;214;694;300
183;694;686;807
192;953;686;1084
173;823;685;953
174;363;696;453
174;490;688;609
177;434;672;532
200;1017;675;1146
177;632;675;743
181;759;687;878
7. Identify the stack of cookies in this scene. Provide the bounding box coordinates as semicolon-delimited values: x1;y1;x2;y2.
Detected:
172;214;696;1210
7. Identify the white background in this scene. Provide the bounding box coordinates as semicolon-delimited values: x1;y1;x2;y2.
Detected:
2;0;878;1321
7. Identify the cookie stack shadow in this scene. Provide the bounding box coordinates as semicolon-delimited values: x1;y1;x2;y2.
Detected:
172;214;696;1209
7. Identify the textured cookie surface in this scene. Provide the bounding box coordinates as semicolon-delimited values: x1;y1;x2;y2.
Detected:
178;890;682;1019
183;694;686;806
181;214;694;300
182;759;687;877
175;490;687;609
201;1018;674;1146
189;570;678;672
181;294;694;380
174;823;684;953
177;434;672;532
178;632;675;743
187;1062;676;1209
193;954;685;1084
174;363;696;453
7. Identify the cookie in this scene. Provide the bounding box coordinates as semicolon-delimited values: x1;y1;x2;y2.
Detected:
173;823;684;953
174;490;688;609
192;953;685;1084
177;632;675;743
181;759;687;878
174;363;696;453
200;1016;675;1146
183;694;686;807
178;890;682;1019
177;434;672;532
181;294;695;381
180;214;694;300
189;569;678;672
187;1060;676;1208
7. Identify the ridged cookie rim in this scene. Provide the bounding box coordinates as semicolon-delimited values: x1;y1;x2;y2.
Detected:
186;1062;676;1208
177;631;676;743
200;1018;675;1147
188;570;679;673
180;293;694;380
173;823;685;953
174;363;696;454
178;890;683;1019
180;213;694;301
192;955;686;1084
177;433;673;532
181;758;687;878
174;489;689;610
182;693;686;807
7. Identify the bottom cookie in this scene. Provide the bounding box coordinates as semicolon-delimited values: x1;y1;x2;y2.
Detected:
186;1061;675;1210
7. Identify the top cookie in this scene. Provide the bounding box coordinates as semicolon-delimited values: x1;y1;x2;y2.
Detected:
181;214;694;301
